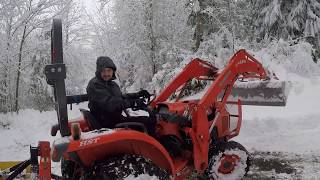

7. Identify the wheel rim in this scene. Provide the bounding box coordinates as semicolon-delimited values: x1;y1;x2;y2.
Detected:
218;154;240;174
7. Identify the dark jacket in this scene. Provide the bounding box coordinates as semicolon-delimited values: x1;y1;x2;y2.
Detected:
86;56;138;128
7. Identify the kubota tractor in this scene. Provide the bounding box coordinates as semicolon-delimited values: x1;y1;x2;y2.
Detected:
1;19;287;180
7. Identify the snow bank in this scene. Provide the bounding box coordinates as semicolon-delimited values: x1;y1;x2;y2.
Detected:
235;77;320;154
0;103;89;161
250;40;320;79
0;109;57;161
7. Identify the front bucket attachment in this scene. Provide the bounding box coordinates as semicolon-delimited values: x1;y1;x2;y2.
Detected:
230;80;288;106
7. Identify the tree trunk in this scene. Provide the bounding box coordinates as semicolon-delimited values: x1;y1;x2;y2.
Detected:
2;18;14;113
193;13;204;52
192;1;207;52
228;0;235;52
14;24;27;113
146;0;156;75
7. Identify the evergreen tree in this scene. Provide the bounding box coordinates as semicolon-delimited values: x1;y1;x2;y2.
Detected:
251;0;320;48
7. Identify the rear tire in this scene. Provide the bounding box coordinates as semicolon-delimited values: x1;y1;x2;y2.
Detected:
61;158;80;180
206;141;251;180
82;154;171;180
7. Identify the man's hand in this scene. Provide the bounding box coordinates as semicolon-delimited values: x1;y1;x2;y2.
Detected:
138;89;151;99
130;98;147;110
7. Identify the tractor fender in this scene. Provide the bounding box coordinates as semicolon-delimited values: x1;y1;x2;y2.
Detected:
65;129;176;175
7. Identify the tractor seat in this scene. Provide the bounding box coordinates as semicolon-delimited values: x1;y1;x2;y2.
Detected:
114;122;148;133
79;109;148;134
79;109;102;130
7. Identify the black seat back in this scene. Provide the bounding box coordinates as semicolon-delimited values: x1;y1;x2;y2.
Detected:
79;109;102;130
114;122;148;133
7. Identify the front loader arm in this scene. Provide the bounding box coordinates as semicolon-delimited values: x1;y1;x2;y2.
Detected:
200;49;267;107
192;49;267;171
151;50;266;108
150;59;218;107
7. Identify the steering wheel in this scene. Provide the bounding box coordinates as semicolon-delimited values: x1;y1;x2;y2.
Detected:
119;95;156;133
123;94;155;118
131;94;153;111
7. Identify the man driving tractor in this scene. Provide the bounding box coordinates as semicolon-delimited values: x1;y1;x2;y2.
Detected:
86;56;156;135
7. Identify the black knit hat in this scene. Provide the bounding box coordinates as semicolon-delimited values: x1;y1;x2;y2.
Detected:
96;56;117;72
95;56;117;80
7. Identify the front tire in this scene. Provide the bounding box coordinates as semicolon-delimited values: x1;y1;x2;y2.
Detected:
207;141;251;180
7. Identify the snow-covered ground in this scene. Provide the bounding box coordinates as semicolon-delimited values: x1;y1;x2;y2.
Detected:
237;76;320;179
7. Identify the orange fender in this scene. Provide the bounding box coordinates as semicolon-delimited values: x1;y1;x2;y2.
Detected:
66;129;176;175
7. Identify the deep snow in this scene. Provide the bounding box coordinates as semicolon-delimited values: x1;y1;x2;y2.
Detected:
236;76;320;154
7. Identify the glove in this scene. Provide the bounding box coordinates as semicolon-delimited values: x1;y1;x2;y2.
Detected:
130;98;147;110
138;89;151;99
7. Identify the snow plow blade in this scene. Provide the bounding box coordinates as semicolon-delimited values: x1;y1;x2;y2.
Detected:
230;80;288;106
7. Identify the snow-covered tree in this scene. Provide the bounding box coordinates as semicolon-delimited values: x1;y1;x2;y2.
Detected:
287;0;320;60
27;37;53;111
79;0;320;100
0;0;89;112
54;0;90;95
252;0;320;47
92;0;192;91
0;0;61;112
187;0;249;52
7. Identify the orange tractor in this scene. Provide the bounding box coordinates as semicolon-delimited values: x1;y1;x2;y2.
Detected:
2;19;287;180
